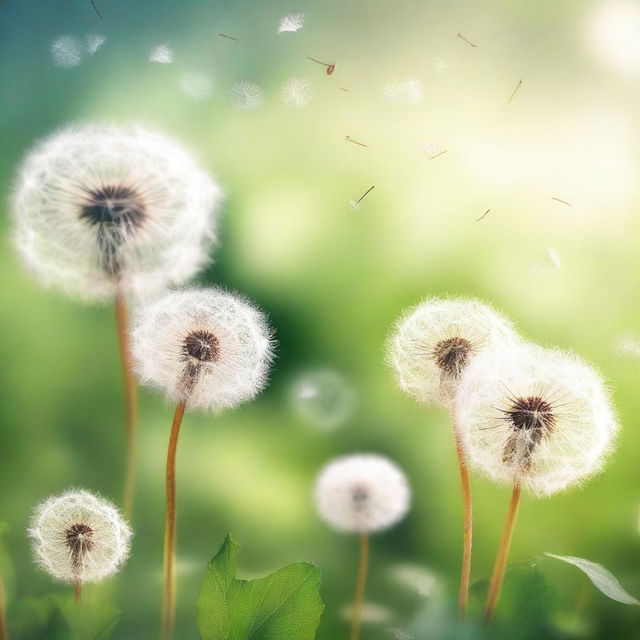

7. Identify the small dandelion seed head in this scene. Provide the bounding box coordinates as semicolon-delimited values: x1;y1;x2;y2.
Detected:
85;34;106;55
454;343;620;496
132;287;276;411
387;297;520;408
281;77;313;109
433;57;448;72
149;44;174;64
314;454;411;533
11;123;222;302
28;489;132;584
613;331;640;360
278;13;305;33
180;72;213;100
230;81;264;111
383;77;423;105
51;35;83;68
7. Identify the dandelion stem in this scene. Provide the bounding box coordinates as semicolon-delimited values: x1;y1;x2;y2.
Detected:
74;580;82;604
452;425;473;618
162;401;186;640
349;532;369;640
484;482;521;623
0;576;9;640
115;289;138;520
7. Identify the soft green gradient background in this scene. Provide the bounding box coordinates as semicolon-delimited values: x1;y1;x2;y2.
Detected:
1;0;639;638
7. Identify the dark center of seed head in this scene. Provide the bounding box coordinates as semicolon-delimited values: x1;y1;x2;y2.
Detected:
351;486;369;506
505;396;555;433
183;330;220;363
79;184;146;231
432;336;474;378
65;523;94;564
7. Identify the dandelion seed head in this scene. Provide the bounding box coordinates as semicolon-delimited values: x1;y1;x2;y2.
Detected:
132;287;275;411
383;77;423;105
51;35;83;68
12;124;222;302
28;490;132;584
281;77;313;108
455;343;619;496
230;81;264;110
86;34;106;55
387;298;519;408
314;454;411;533
149;44;174;64
278;13;305;33
180;72;213;100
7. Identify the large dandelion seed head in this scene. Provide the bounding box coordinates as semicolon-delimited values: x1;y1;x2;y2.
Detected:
230;81;264;111
11;123;222;302
314;454;411;533
28;490;132;584
132;287;275;411
281;77;313;109
387;297;519;408
454;343;619;496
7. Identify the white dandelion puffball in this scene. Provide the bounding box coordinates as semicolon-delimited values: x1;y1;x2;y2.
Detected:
12;123;222;302
278;13;304;33
455;343;619;496
132;287;275;411
51;35;83;68
387;298;519;408
86;34;106;55
149;44;174;64
281;77;313;109
180;72;213;100
314;454;411;533
383;77;423;105
230;81;264;111
28;490;132;584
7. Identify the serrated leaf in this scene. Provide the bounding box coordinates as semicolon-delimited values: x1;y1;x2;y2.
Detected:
197;534;324;640
545;553;640;605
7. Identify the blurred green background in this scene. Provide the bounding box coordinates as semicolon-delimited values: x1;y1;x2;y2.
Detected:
1;0;640;638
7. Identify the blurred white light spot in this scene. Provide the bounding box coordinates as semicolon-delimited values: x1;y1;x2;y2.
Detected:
51;35;83;68
531;247;562;276
340;602;393;624
180;72;213;100
387;629;413;640
383;77;423;104
290;369;355;431
389;563;440;597
149;44;174;64
86;34;106;55
282;77;313;108
420;140;441;157
230;81;265;110
433;57;448;72
278;13;305;33
586;1;640;75
613;332;640;360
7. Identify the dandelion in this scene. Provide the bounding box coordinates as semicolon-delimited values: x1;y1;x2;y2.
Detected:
387;297;519;617
454;343;619;620
51;35;83;68
278;13;304;33
149;44;174;64
132;287;274;639
314;454;410;640
281;77;313;108
383;77;423;105
229;81;264;110
12;123;222;519
28;490;132;602
180;72;213;100
86;34;106;55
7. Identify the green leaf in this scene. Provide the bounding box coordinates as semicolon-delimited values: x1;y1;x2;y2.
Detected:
545;553;640;605
197;534;324;640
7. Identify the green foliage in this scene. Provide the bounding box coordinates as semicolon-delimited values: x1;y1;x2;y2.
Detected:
197;534;324;640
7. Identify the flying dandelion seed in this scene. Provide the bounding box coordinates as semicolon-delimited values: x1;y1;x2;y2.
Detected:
420;140;441;157
278;13;304;33
149;44;174;64
230;81;264;110
389;564;440;597
281;77;313;108
531;248;562;276
86;34;106;55
613;331;640;359
51;35;83;68
180;72;213;100
290;369;355;431
340;602;394;624
383;77;423;104
433;57;448;71
387;629;413;640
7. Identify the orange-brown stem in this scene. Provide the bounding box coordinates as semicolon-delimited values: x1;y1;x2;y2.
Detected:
115;290;138;520
484;483;522;623
74;580;82;604
0;576;9;640
349;533;369;640
162;401;186;640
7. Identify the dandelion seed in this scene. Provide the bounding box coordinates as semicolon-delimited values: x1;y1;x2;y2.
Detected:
457;32;477;47
230;81;264;110
552;196;573;207
281;77;313;108
149;44;174;64
28;490;132;595
476;209;491;222
345;136;368;147
531;248;562;276
86;33;106;55
433;57;448;72
278;13;304;33
420;140;441;157
349;185;375;211
387;629;413;640
508;79;523;103
383;77;423;104
613;331;640;360
389;563;440;597
218;33;239;42
180;72;213;100
90;0;102;19
51;35;83;68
